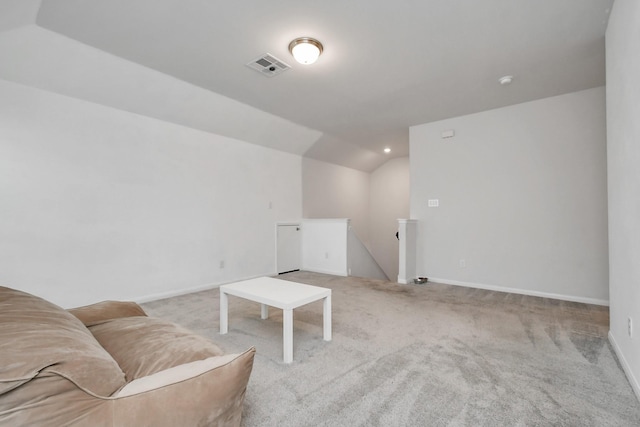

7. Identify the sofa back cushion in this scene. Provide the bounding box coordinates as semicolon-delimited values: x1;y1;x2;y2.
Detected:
0;286;126;397
89;316;225;381
69;300;148;327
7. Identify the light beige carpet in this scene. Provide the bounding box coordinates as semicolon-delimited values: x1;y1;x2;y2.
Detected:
142;271;640;426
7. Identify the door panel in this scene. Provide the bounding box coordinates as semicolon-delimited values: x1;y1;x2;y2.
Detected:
277;224;301;274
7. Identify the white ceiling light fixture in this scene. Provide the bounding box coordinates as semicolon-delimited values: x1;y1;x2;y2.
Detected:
384;147;391;153
499;75;514;85
288;37;323;65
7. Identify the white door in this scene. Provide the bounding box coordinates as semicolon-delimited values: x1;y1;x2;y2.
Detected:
277;224;301;274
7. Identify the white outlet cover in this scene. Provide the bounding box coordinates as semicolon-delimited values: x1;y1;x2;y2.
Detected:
428;199;439;207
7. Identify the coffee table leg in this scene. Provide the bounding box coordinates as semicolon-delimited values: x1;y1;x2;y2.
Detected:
220;290;228;334
261;304;269;319
283;309;293;364
323;295;332;341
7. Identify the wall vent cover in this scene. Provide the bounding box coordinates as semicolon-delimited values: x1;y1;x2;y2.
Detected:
246;53;291;77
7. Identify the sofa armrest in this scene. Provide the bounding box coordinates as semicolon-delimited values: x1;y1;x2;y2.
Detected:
68;301;147;327
114;353;240;397
110;347;256;427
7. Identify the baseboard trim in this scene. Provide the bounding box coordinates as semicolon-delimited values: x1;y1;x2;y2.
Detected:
302;267;348;277
426;277;609;306
134;273;275;304
609;331;640;402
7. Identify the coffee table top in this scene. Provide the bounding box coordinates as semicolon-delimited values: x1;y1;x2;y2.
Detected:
220;277;331;310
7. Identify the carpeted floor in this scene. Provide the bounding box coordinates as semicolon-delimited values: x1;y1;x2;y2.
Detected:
142;271;640;426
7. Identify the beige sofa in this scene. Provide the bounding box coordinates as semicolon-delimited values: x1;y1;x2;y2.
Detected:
0;286;255;426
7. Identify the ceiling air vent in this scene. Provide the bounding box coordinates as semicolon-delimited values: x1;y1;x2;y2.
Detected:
246;53;291;77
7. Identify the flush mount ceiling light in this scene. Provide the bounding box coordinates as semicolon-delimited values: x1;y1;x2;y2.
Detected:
288;37;323;65
499;75;514;85
384;147;391;154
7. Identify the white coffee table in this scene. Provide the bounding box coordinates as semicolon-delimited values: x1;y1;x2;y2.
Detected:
219;277;332;364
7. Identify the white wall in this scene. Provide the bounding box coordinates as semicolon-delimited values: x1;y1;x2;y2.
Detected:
0;79;302;308
410;87;608;304
301;219;349;276
369;157;410;280
606;0;640;399
302;157;371;247
302;156;410;280
347;228;388;281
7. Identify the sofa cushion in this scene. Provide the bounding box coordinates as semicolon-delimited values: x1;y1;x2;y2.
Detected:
110;347;256;427
114;353;241;397
0;286;126;397
89;316;225;381
69;300;147;327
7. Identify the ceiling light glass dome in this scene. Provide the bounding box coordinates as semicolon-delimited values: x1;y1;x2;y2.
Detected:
288;37;323;65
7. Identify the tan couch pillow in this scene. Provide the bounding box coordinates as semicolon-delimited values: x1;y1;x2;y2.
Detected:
0;286;126;397
89;316;225;381
69;300;147;327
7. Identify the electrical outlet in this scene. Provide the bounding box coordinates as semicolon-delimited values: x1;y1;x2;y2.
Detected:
459;259;466;268
629;317;633;337
219;260;225;269
325;252;329;259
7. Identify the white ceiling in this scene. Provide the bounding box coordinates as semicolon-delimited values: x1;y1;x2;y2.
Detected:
2;0;614;171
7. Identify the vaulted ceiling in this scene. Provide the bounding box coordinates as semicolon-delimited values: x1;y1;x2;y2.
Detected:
0;0;613;171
